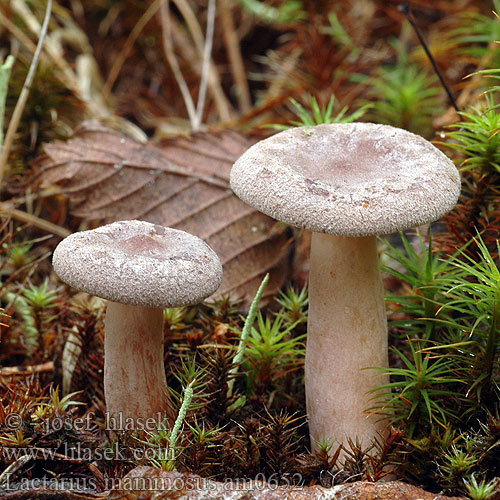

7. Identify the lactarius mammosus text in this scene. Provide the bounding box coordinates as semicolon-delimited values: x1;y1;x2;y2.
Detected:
53;220;222;427
230;123;460;450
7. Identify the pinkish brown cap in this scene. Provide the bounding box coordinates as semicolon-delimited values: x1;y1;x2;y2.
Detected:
53;220;222;307
230;123;461;236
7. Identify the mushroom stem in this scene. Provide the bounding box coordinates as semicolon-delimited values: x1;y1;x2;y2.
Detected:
104;302;171;427
306;232;389;452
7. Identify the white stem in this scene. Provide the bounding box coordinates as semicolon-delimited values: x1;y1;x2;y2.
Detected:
305;232;389;452
104;302;170;425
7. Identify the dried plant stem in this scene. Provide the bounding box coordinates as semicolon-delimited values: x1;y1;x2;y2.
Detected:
10;0;80;97
0;457;32;488
218;0;252;113
0;9;39;55
194;0;216;130
103;0;164;97
0;0;53;185
0;203;71;238
160;0;197;127
163;0;232;125
2;2;107;123
0;56;14;149
168;18;232;124
400;2;458;112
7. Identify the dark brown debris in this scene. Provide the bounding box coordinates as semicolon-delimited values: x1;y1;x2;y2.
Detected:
106;466;466;500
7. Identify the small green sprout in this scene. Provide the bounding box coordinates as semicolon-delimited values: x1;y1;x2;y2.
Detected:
23;280;57;309
463;474;498;500
444;94;500;174
269;94;370;131
275;285;308;326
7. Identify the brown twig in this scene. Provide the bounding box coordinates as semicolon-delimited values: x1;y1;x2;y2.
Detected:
0;203;71;238
0;361;54;376
218;0;252;113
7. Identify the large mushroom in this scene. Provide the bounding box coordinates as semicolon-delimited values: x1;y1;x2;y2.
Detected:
53;220;222;427
230;123;460;451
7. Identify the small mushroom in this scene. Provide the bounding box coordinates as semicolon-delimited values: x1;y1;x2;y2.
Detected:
53;220;222;426
230;123;460;451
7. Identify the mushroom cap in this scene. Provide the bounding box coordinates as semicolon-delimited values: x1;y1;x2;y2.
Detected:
230;123;461;236
53;221;223;307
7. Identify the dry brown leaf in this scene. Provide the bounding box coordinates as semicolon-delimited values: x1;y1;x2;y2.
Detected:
36;122;291;305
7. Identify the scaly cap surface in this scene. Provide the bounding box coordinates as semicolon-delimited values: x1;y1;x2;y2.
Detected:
53;220;223;307
230;123;461;236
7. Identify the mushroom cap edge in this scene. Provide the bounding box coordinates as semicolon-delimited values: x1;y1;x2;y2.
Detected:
52;220;223;307
230;123;461;236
